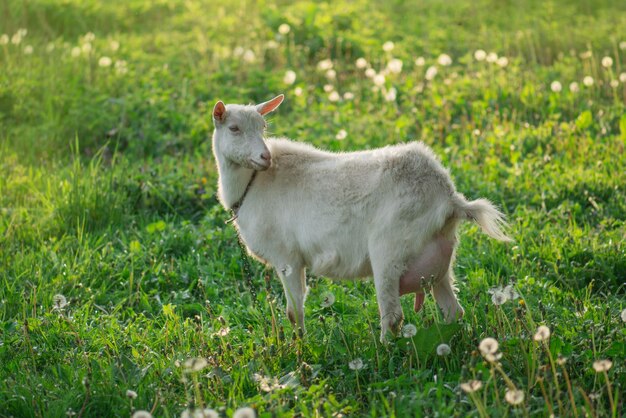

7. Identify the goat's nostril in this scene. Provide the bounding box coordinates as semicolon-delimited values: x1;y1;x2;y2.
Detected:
260;151;271;162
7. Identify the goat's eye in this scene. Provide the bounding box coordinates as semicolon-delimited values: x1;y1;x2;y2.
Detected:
228;126;241;133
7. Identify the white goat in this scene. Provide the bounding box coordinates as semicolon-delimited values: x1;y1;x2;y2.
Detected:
212;94;511;341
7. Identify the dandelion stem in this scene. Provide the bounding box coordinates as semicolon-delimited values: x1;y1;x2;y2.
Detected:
537;377;555;417
602;371;615;417
560;364;578;418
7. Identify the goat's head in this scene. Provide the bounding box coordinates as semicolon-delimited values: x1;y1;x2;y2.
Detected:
212;95;284;171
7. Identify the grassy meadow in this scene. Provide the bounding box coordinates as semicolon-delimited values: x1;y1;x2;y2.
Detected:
1;0;626;416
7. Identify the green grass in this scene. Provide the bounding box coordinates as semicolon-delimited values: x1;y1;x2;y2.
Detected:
1;0;626;417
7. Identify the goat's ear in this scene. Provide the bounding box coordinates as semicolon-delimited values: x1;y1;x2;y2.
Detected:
256;94;284;116
213;101;226;122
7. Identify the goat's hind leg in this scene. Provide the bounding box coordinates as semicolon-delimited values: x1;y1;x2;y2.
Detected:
277;262;307;332
433;271;464;322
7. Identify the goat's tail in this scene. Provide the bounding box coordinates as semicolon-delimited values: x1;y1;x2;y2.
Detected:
453;195;513;242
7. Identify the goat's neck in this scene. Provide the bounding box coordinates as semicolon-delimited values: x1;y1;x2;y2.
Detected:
217;159;256;210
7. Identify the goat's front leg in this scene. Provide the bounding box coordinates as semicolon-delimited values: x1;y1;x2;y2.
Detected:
276;262;307;332
371;259;404;342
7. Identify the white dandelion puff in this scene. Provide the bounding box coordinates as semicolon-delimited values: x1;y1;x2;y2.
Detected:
132;411;152;418
317;59;333;71
474;49;487;61
592;359;612;372
569;82;579;92
83;32;95;42
355;57;368;69
242;50;255;63
373;73;386;87
233;46;244;57
126;389;138;399
323;84;334;93
343;92;354;100
620;41;626;50
486;52;498;63
294;86;303;96
53;294;68;310
619;73;626;83
278;23;291;35
348;358;364;370
11;33;22;45
402;323;417;338
550;81;562;92
71;47;81;57
233;407;256;418
583;76;594;87
460;380;483;393
496;56;509;67
436;343;451;356
533;325;551;342
490;289;509;306
478;337;499;355
425;66;438;81
328;90;340;101
610;79;619;88
601;56;613;68
0;34;9;45
23;45;33;55
335;129;347;140
115;60;128;75
81;42;92;54
382;41;395;52
200;409;219;418
283;70;296;85
414;56;425;66
505;389;525;405
387;58;403;74
620;308;626;322
98;56;112;67
320;291;335;307
325;69;337;80
437;54;452;66
364;68;376;78
183;357;208;372
109;40;120;51
384;87;397;102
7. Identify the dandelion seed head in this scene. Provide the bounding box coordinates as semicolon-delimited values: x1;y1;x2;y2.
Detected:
200;409;219;418
474;49;486;61
460;379;483;393
478;337;499;355
325;69;337;80
557;356;568;365
283;70;296;85
425;66;438;81
71;47;81;57
0;34;9;45
53;294;68;310
328;91;340;102
620;41;626;50
610;79;619;88
110;40;120;51
317;59;333;71
569;82;579;92
505;389;525;405
355;57;368;69
320;291;335;307
343;92;354;100
126;389;137;399
486;52;498;63
348;358;364;370
592;359;612;372
81;42;92;53
11;33;22;45
601;56;613;68
533;325;551;342
436;343;451;356
373;73;386;87
619;73;626;83
278;23;291;35
496;56;509;67
414;57;425;66
551;81;562;92
98;56;112;67
323;84;334;93
491;290;508;306
294;86;303;96
387;58;403;74
233;407;256;418
83;32;95;42
365;68;376;78
183;357;208;372
266;40;278;49
233;46;244;57
583;76;594;87
621;308;626;322
131;411;153;418
335;129;347;140
437;54;452;66
115;60;128;75
384;87;397;102
402;323;417;338
242;50;255;63
382;41;395;52
23;45;33;55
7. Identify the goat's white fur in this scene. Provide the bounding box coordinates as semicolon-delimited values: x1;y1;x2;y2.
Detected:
212;95;511;341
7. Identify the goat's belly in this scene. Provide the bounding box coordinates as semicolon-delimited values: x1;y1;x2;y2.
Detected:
308;249;372;279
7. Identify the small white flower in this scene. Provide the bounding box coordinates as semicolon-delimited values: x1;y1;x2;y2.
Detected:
551;81;562;92
294;86;303;96
373;73;386;87
496;57;509;67
620;73;626;83
569;82;579;93
425;66;438;81
384;87;397;102
53;294;68;310
335;129;347;140
348;358;364;370
601;56;613;68
98;56;112;67
23;45;33;55
183;357;208;372
71;47;81;57
110;40;120;51
355;57;368;69
242;50;255;63
382;41;394;52
0;34;9;45
278;23;291;35
328;90;340;101
610;79;619;88
233;407;256;418
583;76;594;87
414;56;425;66
478;337;499;355
387;58;403;74
592;359;612;372
283;70;296;85
325;69;337;80
131;411;152;418
486;52;498;63
402;323;417;338
317;59;333;71
620;308;626;322
436;343;451;356
343;92;354;100
321;291;335;307
533;325;551;342
364;68;376;78
505;389;525;405
460;380;483;393
126;389;138;399
437;54;452;66
474;49;487;61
